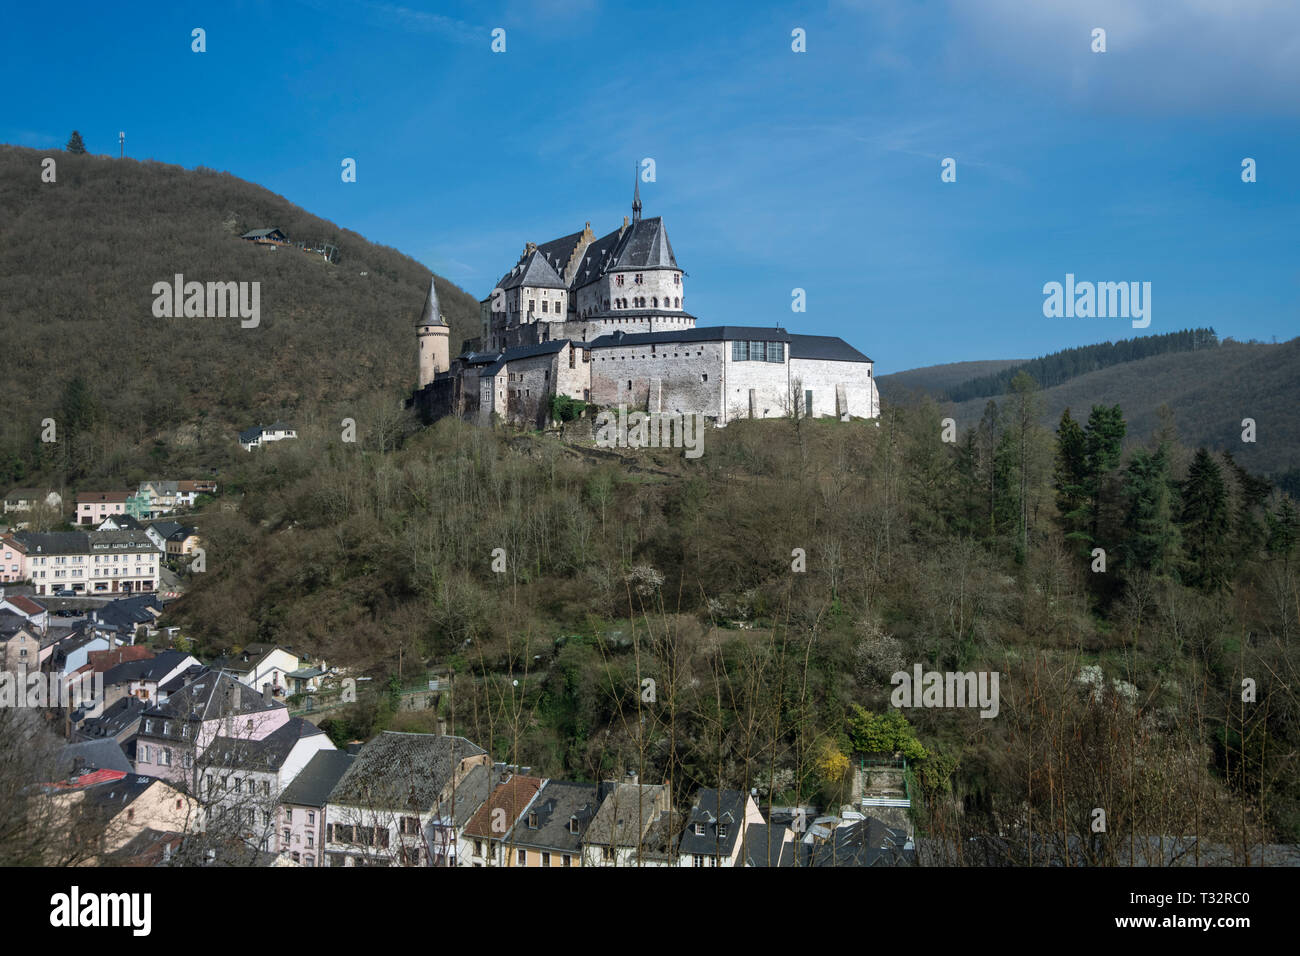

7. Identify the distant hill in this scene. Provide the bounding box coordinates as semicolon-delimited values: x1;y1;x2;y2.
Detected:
877;359;1025;401
0;145;479;487
912;338;1300;484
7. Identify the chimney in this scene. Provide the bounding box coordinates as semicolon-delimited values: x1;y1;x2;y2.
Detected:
626;770;638;784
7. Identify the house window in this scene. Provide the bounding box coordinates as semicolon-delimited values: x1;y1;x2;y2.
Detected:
718;824;729;839
767;342;782;363
542;852;551;867
528;812;538;829
563;854;572;867
615;274;624;286
569;816;579;835
602;847;615;863
694;823;705;836
541;300;548;313
308;811;316;825
304;854;315;867
307;832;314;848
474;839;484;857
634;274;643;285
517;849;527;865
693;854;705;867
805;390;814;416
262;780;269;796
234;777;241;793
286;809;293;823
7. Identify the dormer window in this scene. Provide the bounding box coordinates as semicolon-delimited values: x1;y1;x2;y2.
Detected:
569;816;579;834
694;823;705;836
718;824;728;839
528;812;538;829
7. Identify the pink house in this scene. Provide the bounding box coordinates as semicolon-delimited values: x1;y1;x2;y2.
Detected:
0;535;26;583
76;491;130;526
133;669;290;788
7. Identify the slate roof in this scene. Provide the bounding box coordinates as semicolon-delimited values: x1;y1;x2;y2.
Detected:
787;333;873;364
508;779;600;852
279;750;355;808
86;530;155;553
535;230;586;275
478;339;570;378
148;520;186;540
742;824;796;867
241;228;284;239
328;732;486;812
82;773;163;813
571;218;679;291
12;531;90;556
588;326;791;350
416;275;447;328
204;718;327;773
447;763;494;828
0;611;30;637
75;696;147;741
462;774;544;839
496;249;566;291
141;668;284;723
98;514;143;530
678;788;747;858
584;782;667;847
56;739;134;777
801;817;913;867
102;650;193;687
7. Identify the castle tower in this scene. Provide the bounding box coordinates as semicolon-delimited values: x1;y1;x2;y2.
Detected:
416;276;449;388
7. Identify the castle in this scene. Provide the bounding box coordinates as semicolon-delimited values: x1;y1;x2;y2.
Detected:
411;179;879;428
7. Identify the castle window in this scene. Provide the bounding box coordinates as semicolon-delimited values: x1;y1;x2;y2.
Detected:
615;274;624;286
702;374;708;382
627;380;632;389
767;342;783;363
732;341;748;361
675;297;680;307
674;274;680;285
635;273;644;284
652;297;658;307
541;300;548;313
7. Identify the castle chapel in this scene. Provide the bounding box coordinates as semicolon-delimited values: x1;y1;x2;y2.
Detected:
412;180;879;428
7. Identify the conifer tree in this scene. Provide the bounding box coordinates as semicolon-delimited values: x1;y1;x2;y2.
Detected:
1121;444;1178;576
1054;408;1089;551
1179;447;1231;590
65;130;87;154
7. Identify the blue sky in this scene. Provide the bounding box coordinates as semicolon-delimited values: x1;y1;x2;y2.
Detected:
3;0;1297;373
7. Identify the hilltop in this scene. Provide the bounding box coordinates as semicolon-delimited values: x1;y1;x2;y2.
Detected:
882;336;1300;489
0;144;479;488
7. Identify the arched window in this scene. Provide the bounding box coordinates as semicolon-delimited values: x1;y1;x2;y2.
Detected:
675;297;680;308
652;297;658;308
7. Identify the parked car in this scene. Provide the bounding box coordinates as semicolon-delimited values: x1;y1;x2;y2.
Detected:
55;608;79;617
55;588;76;597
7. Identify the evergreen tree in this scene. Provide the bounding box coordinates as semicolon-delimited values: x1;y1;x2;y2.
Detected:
1054;408;1089;551
1083;404;1126;547
1179;447;1231;590
65;131;87;154
1121;444;1178;575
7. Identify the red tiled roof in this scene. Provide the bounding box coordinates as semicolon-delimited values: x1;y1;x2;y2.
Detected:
6;595;45;615
49;769;128;790
87;645;154;672
462;775;544;839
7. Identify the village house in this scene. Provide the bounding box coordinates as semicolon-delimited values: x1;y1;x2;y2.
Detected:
276;749;356;867
496;778;599;868
213;643;300;698
457;770;545;867
201;717;335;851
0;533;27;582
580;776;672;867
76;491;130;525
239;422;297;451
0;621;40;673
0;594;48;633
323;732;490;867
44;771;197;864
677;788;766;867
3;488;62;515
96;514;143;531
15;529;161;597
132;668;290;789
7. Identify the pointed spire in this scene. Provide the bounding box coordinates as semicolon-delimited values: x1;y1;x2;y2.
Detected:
632;162;642;223
418;275;446;328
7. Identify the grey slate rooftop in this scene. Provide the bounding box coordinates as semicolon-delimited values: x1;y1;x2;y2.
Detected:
787;333;873;364
509;779;600;853
588;325;791;349
328;732;486;812
279;749;356;808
